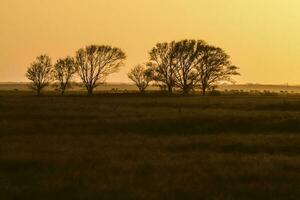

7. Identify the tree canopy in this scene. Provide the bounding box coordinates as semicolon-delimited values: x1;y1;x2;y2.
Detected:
128;64;153;93
147;39;239;94
26;54;52;96
53;56;76;95
76;45;126;95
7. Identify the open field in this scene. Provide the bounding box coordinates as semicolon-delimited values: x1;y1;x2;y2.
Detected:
1;82;300;93
1;92;300;199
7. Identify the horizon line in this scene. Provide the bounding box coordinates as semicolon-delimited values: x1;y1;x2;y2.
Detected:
0;82;299;87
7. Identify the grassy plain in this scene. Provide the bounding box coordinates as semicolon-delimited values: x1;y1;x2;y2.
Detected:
1;82;300;93
1;91;300;199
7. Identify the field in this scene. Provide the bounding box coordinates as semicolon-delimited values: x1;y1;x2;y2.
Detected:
1;82;300;93
2;91;300;199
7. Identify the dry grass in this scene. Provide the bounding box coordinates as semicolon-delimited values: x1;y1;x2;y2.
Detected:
1;134;300;200
1;92;300;199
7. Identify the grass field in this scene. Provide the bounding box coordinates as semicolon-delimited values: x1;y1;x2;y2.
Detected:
1;91;300;199
1;82;300;93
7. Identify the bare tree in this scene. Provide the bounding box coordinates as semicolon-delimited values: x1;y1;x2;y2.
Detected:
128;64;152;93
148;42;176;93
76;45;126;95
26;54;52;96
53;57;76;95
197;45;239;95
172;40;207;94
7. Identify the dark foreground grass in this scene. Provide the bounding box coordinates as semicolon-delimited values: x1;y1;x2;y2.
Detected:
1;92;300;199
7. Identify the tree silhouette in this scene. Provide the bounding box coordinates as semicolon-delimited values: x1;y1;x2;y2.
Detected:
148;42;176;93
148;40;239;94
128;64;152;93
76;45;126;95
172;40;206;94
26;54;52;96
197;45;239;95
53;57;76;95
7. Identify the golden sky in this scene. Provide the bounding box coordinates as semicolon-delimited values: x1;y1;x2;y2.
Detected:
1;0;300;84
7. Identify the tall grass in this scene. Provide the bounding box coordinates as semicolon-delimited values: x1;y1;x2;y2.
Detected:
1;93;300;199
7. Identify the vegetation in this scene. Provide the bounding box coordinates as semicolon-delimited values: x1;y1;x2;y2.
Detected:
197;45;239;95
25;40;238;95
53;57;76;95
76;45;126;96
148;40;239;94
1;92;300;199
172;40;204;94
128;64;152;93
148;42;177;93
25;45;126;96
26;55;53;96
18;40;291;199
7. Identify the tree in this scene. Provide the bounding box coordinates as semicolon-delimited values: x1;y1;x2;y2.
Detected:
76;45;126;95
128;64;152;93
26;54;52;96
53;57;76;95
148;42;176;93
172;40;207;94
196;45;239;95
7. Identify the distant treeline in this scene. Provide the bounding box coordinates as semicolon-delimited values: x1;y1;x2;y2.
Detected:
26;39;239;96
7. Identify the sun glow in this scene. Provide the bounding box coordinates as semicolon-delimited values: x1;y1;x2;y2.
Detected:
1;0;300;84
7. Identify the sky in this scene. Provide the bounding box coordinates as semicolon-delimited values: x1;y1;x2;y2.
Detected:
1;0;300;84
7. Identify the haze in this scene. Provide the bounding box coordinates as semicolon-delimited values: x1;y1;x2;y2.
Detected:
1;0;300;84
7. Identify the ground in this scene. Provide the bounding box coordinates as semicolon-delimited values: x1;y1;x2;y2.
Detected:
1;91;300;199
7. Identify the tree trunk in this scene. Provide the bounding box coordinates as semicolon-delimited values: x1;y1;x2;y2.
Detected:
37;87;41;96
140;89;145;94
167;85;173;94
183;86;190;94
61;84;66;96
87;87;94;96
202;87;206;96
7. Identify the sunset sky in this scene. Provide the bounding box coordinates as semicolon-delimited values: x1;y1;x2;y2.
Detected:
1;0;300;84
